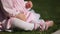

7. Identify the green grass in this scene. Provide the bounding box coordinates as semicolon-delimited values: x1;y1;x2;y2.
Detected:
0;0;60;34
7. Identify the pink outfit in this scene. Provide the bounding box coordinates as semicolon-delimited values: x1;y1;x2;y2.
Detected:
1;0;39;22
1;0;46;30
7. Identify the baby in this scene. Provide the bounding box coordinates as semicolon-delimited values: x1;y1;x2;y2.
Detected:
11;1;46;31
1;0;54;32
11;0;54;31
22;1;54;30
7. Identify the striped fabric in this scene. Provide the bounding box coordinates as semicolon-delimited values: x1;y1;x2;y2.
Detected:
1;0;45;30
1;0;33;29
1;0;36;23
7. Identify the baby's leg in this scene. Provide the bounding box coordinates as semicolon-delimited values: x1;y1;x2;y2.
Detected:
10;18;35;31
45;20;54;30
39;19;54;31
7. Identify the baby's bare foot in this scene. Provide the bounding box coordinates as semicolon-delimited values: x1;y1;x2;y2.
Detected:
45;20;54;30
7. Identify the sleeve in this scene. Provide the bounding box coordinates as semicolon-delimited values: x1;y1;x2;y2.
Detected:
1;0;20;16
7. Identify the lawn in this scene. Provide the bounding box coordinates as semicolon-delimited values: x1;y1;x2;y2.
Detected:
0;0;60;34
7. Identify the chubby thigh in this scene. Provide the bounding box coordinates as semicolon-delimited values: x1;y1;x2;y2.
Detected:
11;18;34;31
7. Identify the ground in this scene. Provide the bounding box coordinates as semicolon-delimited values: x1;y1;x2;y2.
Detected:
52;30;60;34
0;0;60;34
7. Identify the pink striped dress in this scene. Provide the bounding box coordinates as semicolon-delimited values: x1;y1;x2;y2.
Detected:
1;0;45;30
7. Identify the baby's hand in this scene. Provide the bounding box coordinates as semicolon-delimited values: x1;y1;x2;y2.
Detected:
25;1;33;9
